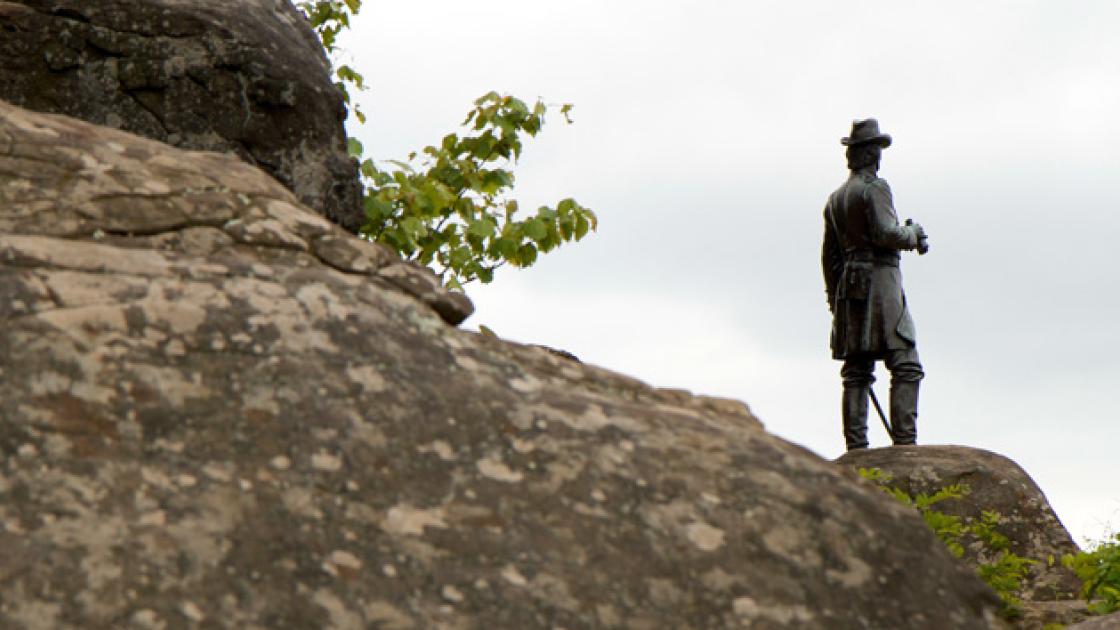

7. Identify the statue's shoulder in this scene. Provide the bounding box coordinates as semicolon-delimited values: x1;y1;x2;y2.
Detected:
864;174;891;195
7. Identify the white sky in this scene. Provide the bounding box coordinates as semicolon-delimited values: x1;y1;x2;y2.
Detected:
340;1;1120;546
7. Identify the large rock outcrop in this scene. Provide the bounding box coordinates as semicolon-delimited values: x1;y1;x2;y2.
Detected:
0;0;363;231
837;445;1082;603
0;101;1006;629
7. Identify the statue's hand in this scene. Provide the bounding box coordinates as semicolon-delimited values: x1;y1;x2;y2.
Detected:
905;219;929;254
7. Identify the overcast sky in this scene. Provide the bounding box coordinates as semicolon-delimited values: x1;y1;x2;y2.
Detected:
340;1;1120;546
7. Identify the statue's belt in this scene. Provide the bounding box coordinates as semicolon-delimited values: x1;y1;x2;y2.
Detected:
844;251;899;267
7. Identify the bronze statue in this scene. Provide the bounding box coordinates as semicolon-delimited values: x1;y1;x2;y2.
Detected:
822;119;928;451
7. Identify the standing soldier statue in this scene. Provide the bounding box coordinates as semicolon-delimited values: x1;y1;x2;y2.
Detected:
822;119;929;452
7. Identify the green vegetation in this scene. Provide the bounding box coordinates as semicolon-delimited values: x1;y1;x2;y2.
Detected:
296;1;367;123
860;467;1120;624
1064;533;1120;615
297;1;597;288
858;468;1033;619
970;510;1036;615
352;94;596;288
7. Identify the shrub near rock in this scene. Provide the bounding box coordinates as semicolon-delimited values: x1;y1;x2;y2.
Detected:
1065;534;1120;616
838;445;1082;603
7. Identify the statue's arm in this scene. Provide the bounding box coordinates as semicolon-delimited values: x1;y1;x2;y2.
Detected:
866;179;919;251
822;205;842;311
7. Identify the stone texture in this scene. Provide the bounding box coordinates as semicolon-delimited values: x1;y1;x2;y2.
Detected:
1018;600;1092;630
0;99;469;324
837;445;1082;602
0;102;1006;629
0;0;363;231
1066;611;1120;630
378;262;475;327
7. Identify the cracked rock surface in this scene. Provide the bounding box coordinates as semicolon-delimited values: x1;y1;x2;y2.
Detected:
0;0;362;231
0;102;1004;629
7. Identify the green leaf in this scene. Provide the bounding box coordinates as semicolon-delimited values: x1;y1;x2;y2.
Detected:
420;180;454;212
347;137;364;158
585;207;599;230
336;65;365;90
574;215;590;240
493;237;519;260
516;243;538;266
449;246;473;269
539;226;560;252
475;91;500;107
479;169;513;195
468;217;497;239
360;158;377;178
523;218;548;242
496;116;516;138
559;217;574;240
363;194;389;216
400;216;425;237
507;97;529;115
466;133;496;160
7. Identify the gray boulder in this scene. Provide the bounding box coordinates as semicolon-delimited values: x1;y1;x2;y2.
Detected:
0;0;363;232
837;445;1082;602
0;102;1004;629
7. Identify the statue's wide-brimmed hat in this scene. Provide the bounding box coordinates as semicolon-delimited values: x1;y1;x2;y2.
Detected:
841;118;892;147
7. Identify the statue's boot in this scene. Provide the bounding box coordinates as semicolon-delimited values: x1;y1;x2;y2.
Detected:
890;380;919;445
842;387;870;451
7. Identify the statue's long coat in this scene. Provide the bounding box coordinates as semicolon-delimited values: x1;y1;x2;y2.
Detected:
822;169;918;360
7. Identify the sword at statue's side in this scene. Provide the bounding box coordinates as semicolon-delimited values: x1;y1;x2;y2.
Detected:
869;387;892;437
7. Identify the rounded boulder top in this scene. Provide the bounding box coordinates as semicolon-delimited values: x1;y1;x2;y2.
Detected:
0;0;363;232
